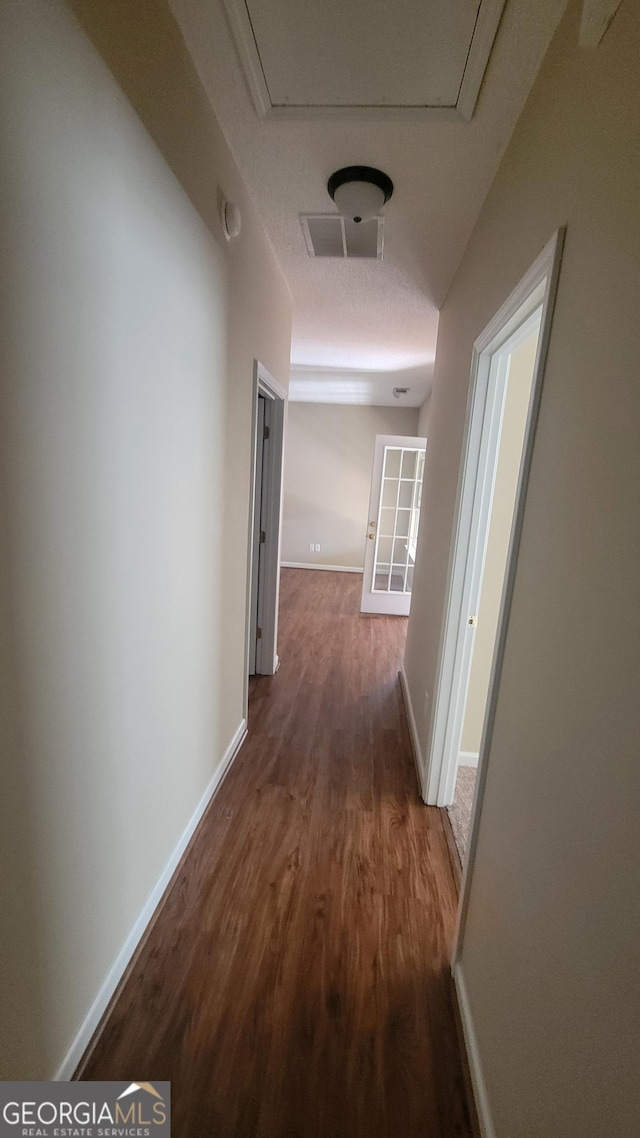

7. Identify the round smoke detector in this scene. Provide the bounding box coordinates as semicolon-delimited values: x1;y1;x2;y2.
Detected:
221;199;241;241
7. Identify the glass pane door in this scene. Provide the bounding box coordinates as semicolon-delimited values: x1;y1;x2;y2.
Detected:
372;446;425;594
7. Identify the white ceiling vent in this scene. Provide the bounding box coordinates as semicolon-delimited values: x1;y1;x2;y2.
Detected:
301;215;384;260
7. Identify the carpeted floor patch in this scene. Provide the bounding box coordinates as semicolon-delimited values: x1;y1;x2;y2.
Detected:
447;766;477;864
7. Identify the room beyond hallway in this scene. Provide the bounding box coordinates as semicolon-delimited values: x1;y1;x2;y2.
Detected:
78;569;472;1137
447;767;477;865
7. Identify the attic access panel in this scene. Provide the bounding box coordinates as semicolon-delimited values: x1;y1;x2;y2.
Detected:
223;0;507;120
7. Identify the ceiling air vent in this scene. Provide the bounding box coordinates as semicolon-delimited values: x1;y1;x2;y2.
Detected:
300;214;384;260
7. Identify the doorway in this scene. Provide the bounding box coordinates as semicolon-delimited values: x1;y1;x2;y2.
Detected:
446;312;542;860
246;361;287;697
425;230;564;830
360;433;427;616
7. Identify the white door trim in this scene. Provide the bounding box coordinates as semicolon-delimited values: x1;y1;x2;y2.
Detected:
441;228;560;987
244;361;287;710
436;305;543;806
425;230;564;811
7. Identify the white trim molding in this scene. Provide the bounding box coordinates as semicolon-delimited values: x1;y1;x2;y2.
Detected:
426;229;565;809
55;719;247;1080
399;666;426;798
245;360;287;706
456;0;507;120
451;229;565;964
281;561;363;574
458;751;480;767
453;962;496;1138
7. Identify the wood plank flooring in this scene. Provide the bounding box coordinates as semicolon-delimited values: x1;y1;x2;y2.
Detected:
79;568;472;1137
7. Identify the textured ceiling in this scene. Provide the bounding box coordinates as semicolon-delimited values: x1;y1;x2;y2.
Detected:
169;0;567;391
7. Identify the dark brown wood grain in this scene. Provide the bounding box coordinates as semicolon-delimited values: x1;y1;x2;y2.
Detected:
77;568;472;1137
441;805;463;892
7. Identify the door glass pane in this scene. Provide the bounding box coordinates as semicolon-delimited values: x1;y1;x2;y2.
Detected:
408;508;420;559
377;535;392;563
373;445;426;595
398;480;413;508
393;537;408;563
379;507;396;536
374;564;390;591
382;478;399;507
401;451;417;478
390;565;406;591
384;448;402;478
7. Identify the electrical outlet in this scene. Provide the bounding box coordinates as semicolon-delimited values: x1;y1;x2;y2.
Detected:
314;543;321;552
309;543;315;551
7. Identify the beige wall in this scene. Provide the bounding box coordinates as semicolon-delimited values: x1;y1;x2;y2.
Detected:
460;330;538;756
282;403;419;568
66;0;293;740
417;392;432;438
0;0;291;1078
404;1;640;1134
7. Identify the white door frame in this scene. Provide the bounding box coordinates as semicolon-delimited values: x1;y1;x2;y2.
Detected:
424;229;565;809
244;361;287;706
437;305;543;804
248;395;266;676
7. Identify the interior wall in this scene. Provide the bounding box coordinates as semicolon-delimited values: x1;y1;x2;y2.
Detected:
460;330;538;757
404;1;640;1134
417;392;432;438
281;403;419;569
66;0;293;761
0;0;291;1078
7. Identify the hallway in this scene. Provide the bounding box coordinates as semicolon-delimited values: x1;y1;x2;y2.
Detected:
79;568;471;1137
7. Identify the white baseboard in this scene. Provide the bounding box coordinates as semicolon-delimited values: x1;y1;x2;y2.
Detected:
453;961;496;1138
458;750;480;767
398;666;426;799
54;718;248;1080
280;561;363;573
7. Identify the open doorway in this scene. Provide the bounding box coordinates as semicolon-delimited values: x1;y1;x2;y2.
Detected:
245;361;287;702
446;314;541;861
424;231;564;865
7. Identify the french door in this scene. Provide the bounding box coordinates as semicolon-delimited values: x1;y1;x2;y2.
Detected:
360;434;427;616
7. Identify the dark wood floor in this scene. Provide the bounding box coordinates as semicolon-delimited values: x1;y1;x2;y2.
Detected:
79;568;471;1137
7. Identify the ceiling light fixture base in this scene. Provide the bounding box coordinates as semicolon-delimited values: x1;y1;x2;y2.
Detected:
327;166;394;224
